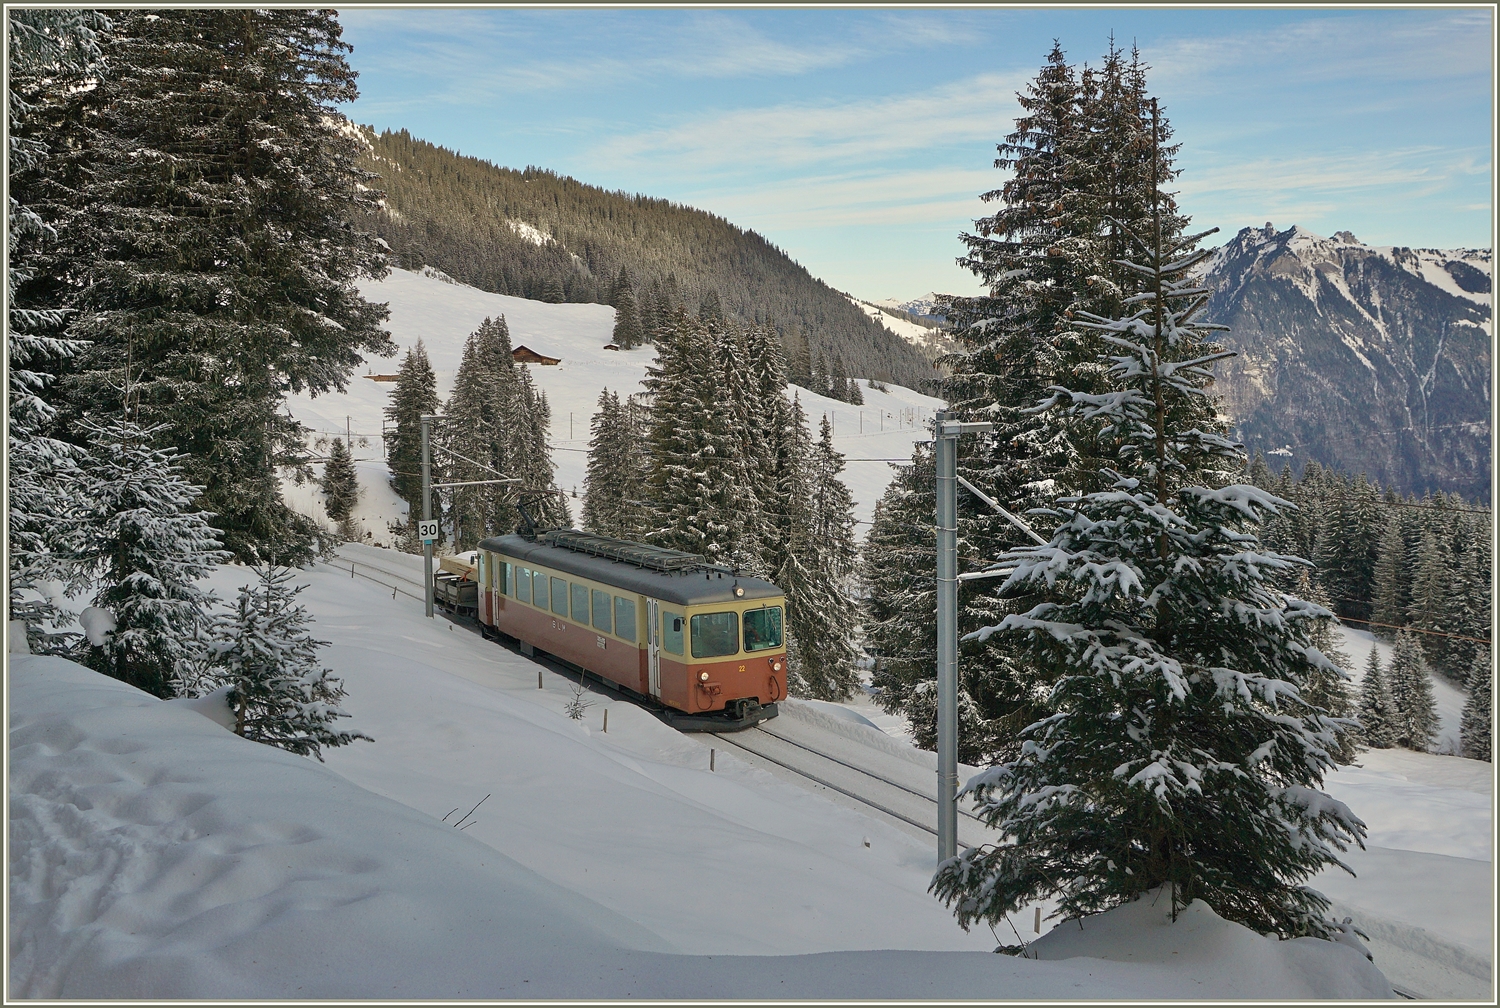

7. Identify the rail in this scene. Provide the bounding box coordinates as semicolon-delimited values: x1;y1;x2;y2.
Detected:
753;725;988;825
706;730;967;846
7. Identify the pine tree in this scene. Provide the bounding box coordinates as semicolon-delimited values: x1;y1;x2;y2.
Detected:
442;324;518;550
1317;473;1382;623
54;10;394;564
6;9;111;650
69;418;229;698
385;340;441;545
1406;524;1452;672
1296;573;1358;763
1370;516;1407;637
1460;654;1491;762
474;315;526;535
509;367;571;532
698;287;724;323
1386;628;1438;751
205;565;372;760
611;286;644;350
932;145;1364;940
1355;647;1396;749
902;44;1210;767
782;410;860;700
582;389;648;539
321;437;360;529
643;312;754;567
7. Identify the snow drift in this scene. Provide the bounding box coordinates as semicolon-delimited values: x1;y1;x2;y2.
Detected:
10;651;1394;999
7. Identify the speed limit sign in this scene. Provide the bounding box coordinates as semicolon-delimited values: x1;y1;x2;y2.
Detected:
418;519;440;543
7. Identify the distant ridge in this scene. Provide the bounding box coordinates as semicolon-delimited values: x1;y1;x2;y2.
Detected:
1200;224;1491;499
352;127;940;391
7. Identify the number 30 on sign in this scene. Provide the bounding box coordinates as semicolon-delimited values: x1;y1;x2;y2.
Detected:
418;519;440;543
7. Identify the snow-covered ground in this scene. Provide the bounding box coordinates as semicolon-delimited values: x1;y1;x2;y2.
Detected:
11;559;1405;999
281;268;944;544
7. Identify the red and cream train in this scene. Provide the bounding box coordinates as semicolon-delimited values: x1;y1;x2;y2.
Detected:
471;529;787;729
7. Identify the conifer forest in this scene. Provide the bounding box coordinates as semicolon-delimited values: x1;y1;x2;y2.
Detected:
5;8;1493;980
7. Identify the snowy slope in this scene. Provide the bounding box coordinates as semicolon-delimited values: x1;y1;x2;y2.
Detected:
282;268;943;544
9;565;1398;1000
846;296;957;357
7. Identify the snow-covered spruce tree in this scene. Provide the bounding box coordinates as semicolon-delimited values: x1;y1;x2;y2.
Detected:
1405;524;1453;673
1370;516;1408;638
1355;647;1396;749
779;405;860;701
923;44;1209;766
1448;529;1492;678
1316;473;1382;624
442;323;518;550
69;418;229;698
385;340;441;549
612;286;644;350
931;158;1365;938
1386;628;1438;752
320;437;360;533
581;389;649;540
508;366;571;532
1460;654;1491;762
1295;573;1358;764
643;311;755;567
55;10;393;564
471;315;533;536
205;565;371;760
6;9;111;650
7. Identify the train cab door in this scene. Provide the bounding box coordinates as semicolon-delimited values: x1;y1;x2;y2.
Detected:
646;597;661;698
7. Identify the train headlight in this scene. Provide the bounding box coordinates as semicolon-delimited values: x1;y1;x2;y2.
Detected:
733;586;745;597
699;671;711;682
771;659;784;672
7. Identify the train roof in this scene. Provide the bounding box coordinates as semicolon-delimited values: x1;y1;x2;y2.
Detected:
478;532;784;607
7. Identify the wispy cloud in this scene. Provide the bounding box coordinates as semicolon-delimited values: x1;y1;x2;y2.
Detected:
583;70;1030;178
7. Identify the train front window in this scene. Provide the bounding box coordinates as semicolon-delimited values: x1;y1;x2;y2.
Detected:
690;611;739;659
550;577;568;615
662;610;684;655
516;566;531;603
743;607;783;652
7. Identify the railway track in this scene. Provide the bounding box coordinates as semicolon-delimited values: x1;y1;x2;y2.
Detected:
325;551;993;847
706;725;996;850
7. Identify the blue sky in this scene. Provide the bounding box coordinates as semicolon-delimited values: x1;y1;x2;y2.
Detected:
337;6;1494;300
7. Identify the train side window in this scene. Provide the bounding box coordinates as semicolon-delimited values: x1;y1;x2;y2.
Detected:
591;589;612;633
662;610;684;655
743;606;783;652
690;611;739;659
516;566;531;603
614;596;637;642
570;583;589;623
532;570;547;607
550;577;568;615
501;562;511;595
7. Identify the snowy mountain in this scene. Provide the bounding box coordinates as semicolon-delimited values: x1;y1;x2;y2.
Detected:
871;293;949;324
355;129;939;391
846;296;960;358
281;268;944;546
1199;225;1491;499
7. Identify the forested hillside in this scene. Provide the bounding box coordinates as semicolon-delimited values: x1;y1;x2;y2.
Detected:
353;128;940;391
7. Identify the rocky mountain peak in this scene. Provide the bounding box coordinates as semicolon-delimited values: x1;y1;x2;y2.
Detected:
1199;224;1491;499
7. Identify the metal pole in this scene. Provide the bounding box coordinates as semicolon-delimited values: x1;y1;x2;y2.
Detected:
933;413;993;865
421;414;435;619
935;410;958;863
